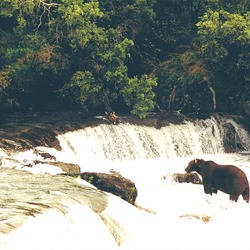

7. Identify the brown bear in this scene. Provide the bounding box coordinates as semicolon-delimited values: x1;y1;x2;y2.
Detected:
105;111;120;124
185;159;249;203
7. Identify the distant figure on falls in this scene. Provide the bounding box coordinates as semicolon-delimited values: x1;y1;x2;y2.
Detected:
105;111;120;124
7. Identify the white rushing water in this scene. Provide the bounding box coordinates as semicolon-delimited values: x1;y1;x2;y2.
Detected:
57;117;226;163
1;116;250;250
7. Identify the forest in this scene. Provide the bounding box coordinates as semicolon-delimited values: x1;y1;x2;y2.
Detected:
0;0;250;118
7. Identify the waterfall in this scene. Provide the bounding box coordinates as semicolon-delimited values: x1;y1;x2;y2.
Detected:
57;116;250;164
1;114;250;250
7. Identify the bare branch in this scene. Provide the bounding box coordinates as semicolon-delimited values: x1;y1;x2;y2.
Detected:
208;83;216;111
35;1;60;32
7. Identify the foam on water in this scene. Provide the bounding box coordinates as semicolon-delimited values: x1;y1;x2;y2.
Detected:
2;153;249;250
0;206;119;250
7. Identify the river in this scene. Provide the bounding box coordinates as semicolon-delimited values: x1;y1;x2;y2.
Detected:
0;113;250;250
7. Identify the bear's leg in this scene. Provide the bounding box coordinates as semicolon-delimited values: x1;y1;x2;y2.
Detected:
229;194;239;202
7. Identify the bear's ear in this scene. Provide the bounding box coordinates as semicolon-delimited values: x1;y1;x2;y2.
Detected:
194;159;197;163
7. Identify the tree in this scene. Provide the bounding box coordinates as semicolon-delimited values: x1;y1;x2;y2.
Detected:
0;0;157;115
121;74;157;118
197;9;250;112
155;49;216;113
1;0;250;117
56;0;158;116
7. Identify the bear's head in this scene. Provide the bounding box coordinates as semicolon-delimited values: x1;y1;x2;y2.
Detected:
185;159;203;173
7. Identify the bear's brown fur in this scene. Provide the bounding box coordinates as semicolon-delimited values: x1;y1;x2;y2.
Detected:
185;159;249;203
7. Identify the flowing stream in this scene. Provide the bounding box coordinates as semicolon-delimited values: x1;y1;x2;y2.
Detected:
0;114;250;250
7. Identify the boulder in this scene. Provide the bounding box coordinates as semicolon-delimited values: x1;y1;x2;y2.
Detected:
80;172;138;205
171;173;202;184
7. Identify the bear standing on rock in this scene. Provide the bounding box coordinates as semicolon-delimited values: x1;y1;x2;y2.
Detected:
185;159;249;203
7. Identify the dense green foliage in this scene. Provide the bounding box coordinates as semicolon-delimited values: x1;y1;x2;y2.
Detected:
0;0;250;117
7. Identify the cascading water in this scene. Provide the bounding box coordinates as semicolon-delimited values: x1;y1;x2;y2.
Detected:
57;116;250;165
2;114;250;250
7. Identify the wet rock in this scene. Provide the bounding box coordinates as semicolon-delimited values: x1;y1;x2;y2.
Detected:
21;160;81;175
222;122;245;153
19;127;61;150
38;152;57;161
52;161;81;174
171;173;202;184
0;168;109;234
80;172;138;205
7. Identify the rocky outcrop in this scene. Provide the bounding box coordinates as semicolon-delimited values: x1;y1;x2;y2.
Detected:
0;168;109;234
48;161;81;174
80;172;138;205
0;156;81;175
222;122;245;152
22;150;81;174
19;127;61;150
